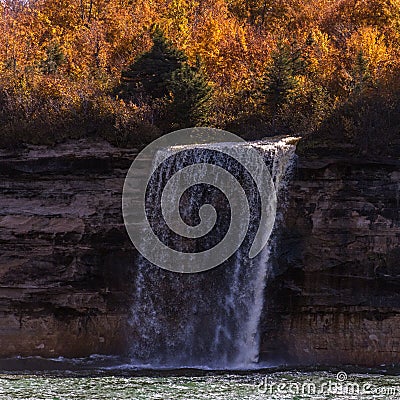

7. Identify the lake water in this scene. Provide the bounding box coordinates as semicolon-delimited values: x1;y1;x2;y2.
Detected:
0;369;399;399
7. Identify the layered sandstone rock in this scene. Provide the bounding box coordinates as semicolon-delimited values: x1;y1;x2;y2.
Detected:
261;156;400;367
0;140;137;357
1;139;399;367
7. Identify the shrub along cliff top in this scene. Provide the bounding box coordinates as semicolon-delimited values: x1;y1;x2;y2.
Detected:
0;0;399;157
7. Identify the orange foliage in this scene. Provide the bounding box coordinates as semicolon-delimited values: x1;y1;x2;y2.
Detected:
0;0;399;144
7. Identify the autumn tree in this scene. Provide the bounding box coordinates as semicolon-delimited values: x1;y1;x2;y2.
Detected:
0;0;399;152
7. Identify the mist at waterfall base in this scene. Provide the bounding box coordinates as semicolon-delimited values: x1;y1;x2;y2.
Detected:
128;138;296;370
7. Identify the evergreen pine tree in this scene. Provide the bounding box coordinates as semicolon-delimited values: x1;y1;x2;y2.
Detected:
40;43;65;74
167;60;212;129
121;28;212;131
352;50;372;94
261;42;298;116
120;27;187;102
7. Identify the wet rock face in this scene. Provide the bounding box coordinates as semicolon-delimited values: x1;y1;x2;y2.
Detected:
261;157;400;367
0;140;137;357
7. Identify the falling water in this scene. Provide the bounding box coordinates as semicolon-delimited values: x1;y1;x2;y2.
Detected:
128;137;297;369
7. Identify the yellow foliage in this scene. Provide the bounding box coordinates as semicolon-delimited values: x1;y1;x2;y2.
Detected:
306;28;338;83
346;27;390;77
0;0;399;142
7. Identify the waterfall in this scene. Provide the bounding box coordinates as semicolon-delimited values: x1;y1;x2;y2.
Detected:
128;136;297;369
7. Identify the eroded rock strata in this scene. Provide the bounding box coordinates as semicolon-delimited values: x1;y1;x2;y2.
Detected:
261;156;400;367
0;140;399;367
0;140;137;357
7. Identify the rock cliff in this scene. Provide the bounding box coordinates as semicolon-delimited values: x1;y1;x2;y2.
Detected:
1;140;399;367
261;156;400;367
0;140;137;357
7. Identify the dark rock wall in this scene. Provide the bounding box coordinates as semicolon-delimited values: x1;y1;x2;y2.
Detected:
0;141;136;357
260;157;400;367
1;140;400;367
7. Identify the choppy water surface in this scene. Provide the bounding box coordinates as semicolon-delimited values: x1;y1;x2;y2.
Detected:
0;371;399;399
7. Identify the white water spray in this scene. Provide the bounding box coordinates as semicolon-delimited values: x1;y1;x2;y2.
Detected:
128;136;296;369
